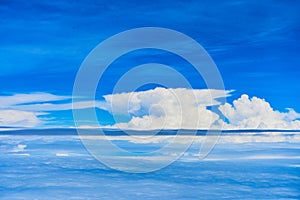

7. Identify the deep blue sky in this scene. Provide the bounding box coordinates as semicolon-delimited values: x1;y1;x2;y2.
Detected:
0;0;299;126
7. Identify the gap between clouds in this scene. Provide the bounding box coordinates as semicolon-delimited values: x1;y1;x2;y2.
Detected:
0;88;300;130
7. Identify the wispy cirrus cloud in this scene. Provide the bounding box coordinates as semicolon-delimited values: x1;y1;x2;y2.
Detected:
0;93;70;107
0;93;71;127
0;92;106;128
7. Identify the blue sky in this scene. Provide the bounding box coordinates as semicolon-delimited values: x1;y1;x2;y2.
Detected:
0;0;300;129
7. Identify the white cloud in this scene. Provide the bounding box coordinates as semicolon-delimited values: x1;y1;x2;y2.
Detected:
102;87;230;114
9;100;102;111
101;87;231;130
11;144;27;152
13;153;31;157
219;94;300;129
55;153;69;157
1;90;300;130
0;110;41;127
0;92;103;128
98;89;300;130
0;92;71;127
0;93;70;108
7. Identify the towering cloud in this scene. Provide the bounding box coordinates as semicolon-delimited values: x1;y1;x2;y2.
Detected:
101;87;230;130
219;94;300;130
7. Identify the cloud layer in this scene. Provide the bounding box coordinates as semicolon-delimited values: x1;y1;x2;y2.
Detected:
0;93;70;127
99;88;300;130
0;89;300;130
0;110;41;127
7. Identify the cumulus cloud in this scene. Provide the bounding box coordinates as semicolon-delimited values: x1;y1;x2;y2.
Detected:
100;87;231;130
101;87;230;114
98;89;300;130
219;94;300;129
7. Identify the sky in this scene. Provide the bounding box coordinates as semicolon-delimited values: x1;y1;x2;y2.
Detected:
0;0;300;129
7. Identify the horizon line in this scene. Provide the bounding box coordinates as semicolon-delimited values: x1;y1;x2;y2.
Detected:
1;128;300;135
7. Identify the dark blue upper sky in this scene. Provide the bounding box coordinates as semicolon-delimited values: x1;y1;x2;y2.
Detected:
0;0;299;121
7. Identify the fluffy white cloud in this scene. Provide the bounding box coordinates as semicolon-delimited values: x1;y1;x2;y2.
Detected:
102;87;231;114
219;94;300;129
98;89;300;130
101;87;231;130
